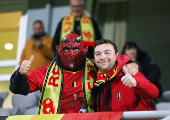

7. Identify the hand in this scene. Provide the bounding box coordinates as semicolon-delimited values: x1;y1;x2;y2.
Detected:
124;63;138;75
34;39;43;48
20;55;34;75
121;66;137;88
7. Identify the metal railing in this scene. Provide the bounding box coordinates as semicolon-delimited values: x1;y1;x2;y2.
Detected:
121;110;170;119
161;115;170;120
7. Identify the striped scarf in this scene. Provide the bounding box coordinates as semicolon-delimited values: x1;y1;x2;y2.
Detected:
94;65;117;87
91;65;117;97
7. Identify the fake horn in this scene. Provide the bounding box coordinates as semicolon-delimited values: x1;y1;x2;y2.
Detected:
62;36;67;43
76;36;81;43
70;30;75;34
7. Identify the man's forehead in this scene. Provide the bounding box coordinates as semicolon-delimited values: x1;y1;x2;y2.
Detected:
66;33;79;39
62;41;80;47
70;0;82;5
95;43;114;52
61;33;83;47
34;22;42;27
95;49;113;54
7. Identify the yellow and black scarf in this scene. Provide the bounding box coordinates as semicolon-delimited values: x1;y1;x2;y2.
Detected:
38;58;97;114
61;13;95;47
94;65;117;87
91;65;118;97
91;65;118;111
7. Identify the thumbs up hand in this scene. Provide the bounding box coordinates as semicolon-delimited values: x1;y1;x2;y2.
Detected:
20;55;34;75
121;66;137;88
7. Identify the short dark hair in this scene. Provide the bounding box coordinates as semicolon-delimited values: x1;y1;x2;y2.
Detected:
122;41;143;60
95;38;118;53
33;20;44;26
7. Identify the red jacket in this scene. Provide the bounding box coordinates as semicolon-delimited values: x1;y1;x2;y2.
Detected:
26;64;86;113
98;55;159;111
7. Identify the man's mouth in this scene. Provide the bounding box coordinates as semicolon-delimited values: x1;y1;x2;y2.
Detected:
67;60;75;63
99;61;108;64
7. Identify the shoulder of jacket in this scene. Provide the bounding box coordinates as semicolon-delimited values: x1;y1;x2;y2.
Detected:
41;35;53;41
24;38;34;46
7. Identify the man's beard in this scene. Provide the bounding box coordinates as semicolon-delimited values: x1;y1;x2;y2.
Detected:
33;32;45;39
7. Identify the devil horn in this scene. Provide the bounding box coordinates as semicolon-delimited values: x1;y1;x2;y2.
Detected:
70;30;75;34
62;36;67;43
76;36;81;43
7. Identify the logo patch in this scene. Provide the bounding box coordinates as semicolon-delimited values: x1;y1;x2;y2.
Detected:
116;92;121;101
72;82;77;87
73;94;77;100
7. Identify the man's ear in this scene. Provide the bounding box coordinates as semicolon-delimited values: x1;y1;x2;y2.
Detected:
55;45;61;52
116;52;119;58
84;46;88;54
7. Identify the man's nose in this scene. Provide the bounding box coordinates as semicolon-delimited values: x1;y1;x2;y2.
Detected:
100;53;106;59
70;49;74;56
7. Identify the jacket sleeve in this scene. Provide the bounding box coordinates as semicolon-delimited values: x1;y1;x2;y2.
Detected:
133;72;159;100
132;61;141;72
9;68;30;95
41;37;55;60
9;65;48;95
52;19;63;52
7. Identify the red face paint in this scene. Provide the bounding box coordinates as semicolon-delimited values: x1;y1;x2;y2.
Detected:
57;33;88;69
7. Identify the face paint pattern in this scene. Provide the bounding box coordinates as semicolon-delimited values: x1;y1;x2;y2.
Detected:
58;33;87;69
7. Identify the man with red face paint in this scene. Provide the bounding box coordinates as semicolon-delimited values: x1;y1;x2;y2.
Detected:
9;31;139;114
10;31;97;114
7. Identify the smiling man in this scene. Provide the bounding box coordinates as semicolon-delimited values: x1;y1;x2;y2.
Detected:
91;38;159;112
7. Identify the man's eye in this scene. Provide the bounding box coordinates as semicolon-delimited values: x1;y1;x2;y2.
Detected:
96;53;100;56
73;48;79;52
105;52;110;54
63;48;69;52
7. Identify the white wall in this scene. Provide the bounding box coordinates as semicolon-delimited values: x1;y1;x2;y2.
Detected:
26;6;71;40
50;6;70;37
26;8;46;40
127;0;170;90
